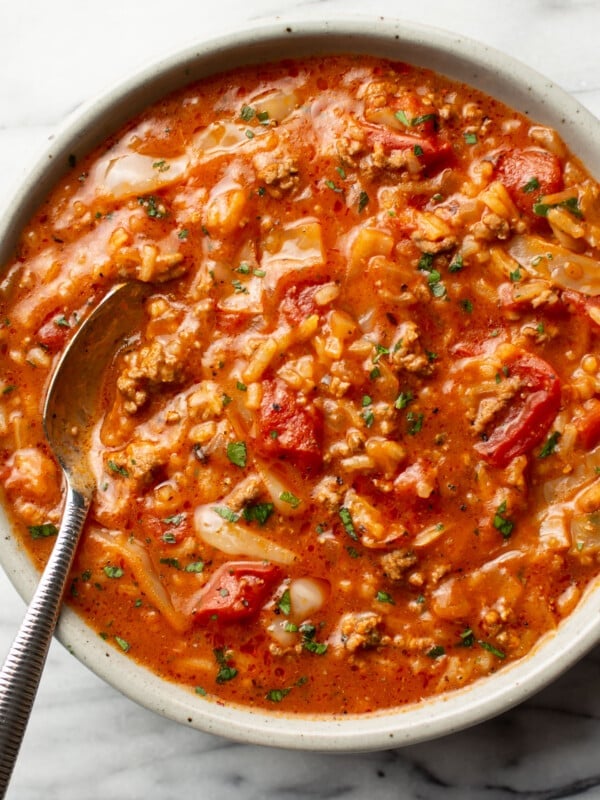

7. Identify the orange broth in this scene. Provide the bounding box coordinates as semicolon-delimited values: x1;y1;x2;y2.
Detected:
2;55;600;714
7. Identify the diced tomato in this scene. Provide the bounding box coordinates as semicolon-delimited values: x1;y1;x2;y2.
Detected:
280;283;321;326
191;561;282;624
474;352;561;468
561;289;600;328
364;125;453;170
576;400;600;450
255;379;322;468
495;148;563;215
36;311;72;353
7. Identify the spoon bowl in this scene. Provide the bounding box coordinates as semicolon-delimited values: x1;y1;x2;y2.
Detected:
0;281;149;797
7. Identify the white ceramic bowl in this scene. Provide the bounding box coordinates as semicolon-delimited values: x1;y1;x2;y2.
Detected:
2;16;600;752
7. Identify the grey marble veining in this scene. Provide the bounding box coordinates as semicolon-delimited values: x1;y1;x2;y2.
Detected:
2;1;600;798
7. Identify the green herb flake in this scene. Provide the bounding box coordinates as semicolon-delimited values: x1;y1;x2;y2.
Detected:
226;440;247;468
278;589;292;616
107;460;129;478
28;523;58;540
372;343;390;364
413;144;424;157
336;165;347;179
325;179;343;193
534;196;583;219
214;648;238;683
185;561;205;573
493;500;514;539
460;298;473;314
522;177;540;193
418;252;435;272
464;132;477;145
257;110;270;124
300;623;328;655
478;640;506;659
346;546;361;559
161;531;177;544
159;557;181;570
394;109;411;127
427;645;446;659
266;688;291;703
213;506;240;523
152;159;170;173
178;228;189;240
138;195;167;219
358;191;369;212
407;411;424;436
232;279;248;294
162;513;183;526
236;381;247;392
339;506;358;541
459;628;474;647
103;565;124;579
509;268;522;282
538;431;561;459
195;686;207;696
242;502;274;526
449;254;464;273
376;591;395;605
240;105;255;121
369;366;381;381
280;490;301;509
362;409;375;428
115;636;130;653
395;391;414;410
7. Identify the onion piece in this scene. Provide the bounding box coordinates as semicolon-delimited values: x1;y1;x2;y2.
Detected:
88;152;188;200
507;234;600;296
194;504;296;564
89;526;188;632
289;577;329;621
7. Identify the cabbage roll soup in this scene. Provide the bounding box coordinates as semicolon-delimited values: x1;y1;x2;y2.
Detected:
3;55;600;714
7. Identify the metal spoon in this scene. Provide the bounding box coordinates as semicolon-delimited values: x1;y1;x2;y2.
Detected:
0;281;149;796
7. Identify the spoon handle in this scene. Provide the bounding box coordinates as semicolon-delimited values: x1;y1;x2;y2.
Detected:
0;483;89;797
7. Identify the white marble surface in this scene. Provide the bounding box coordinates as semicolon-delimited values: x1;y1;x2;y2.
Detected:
2;1;600;798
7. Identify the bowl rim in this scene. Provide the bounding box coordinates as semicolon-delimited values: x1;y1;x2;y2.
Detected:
2;13;600;752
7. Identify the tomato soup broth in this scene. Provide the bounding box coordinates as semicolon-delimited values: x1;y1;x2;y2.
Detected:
3;55;600;714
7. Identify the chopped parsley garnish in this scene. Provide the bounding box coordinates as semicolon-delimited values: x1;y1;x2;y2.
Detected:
395;110;437;128
277;589;291;616
214;648;238;683
449;254;463;273
28;523;58;540
395;391;414;410
213;506;239;523
107;460;129;478
266;688;291;703
2;384;16;395
413;144;424;157
427;645;445;659
418;252;434;271
372;343;390;363
178;228;189;240
185;561;205;573
240;105;255;121
195;686;207;696
152;159;170;172
459;628;475;647
279;490;301;509
115;636;130;653
325;179;343;193
236;381;247;392
464;132;477;145
232;279;248;294
376;591;395;605
478;640;506;659
406;411;424;436
509;268;522;282
358;191;369;212
159;557;181;570
299;623;328;655
103;565;124;579
138;195;167;219
418;254;446;297
538;431;561;458
226;440;247;468
522;177;540;193
242;502;274;526
493;500;514;539
339;507;358;541
533;196;583;219
369;366;381;381
162;514;183;526
460;298;473;314
362;409;375;428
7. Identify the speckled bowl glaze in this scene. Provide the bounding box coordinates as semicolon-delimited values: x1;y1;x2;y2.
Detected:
1;16;600;751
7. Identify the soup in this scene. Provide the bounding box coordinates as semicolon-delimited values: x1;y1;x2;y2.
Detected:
2;55;600;714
